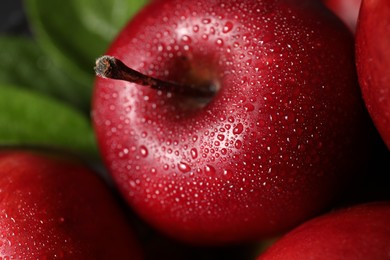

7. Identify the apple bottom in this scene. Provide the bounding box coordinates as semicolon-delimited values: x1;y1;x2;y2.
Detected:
107;160;351;245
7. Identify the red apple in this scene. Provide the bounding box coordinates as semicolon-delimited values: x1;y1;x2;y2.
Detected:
93;0;370;244
0;149;142;259
323;0;362;32
356;0;390;149
258;202;390;259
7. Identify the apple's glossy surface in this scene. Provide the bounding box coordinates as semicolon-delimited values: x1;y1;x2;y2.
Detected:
258;202;390;259
0;150;142;259
93;0;371;244
356;0;390;149
323;0;361;32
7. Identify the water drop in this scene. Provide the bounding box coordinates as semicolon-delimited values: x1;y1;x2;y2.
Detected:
204;165;216;175
217;134;225;141
181;35;192;43
235;140;242;149
129;180;136;188
216;38;224;47
193;25;199;32
222;21;233;33
244;103;255;112
285;111;296;123
223;169;233;178
178;162;191;173
157;43;165;52
233;123;244;134
190;148;198;159
202;18;211;24
140;145;148;157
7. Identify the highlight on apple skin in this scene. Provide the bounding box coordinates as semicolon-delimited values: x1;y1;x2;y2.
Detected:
355;0;390;149
0;150;142;259
92;0;372;244
322;0;362;32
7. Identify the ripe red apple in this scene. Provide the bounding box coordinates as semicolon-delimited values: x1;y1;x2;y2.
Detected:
323;0;362;32
356;0;390;149
0;149;142;259
93;0;371;244
258;202;390;259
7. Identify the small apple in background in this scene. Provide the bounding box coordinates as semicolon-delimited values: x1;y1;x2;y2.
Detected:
323;0;362;33
0;149;142;259
258;202;390;259
356;0;390;149
93;0;371;244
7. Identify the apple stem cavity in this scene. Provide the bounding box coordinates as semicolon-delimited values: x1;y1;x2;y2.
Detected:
94;55;215;98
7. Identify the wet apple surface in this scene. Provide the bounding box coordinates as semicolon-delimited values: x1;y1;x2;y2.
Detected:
0;150;142;259
93;0;372;244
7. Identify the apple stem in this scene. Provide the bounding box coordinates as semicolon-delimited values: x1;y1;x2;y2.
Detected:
94;55;215;98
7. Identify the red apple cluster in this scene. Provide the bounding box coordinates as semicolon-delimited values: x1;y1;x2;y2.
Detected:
1;0;389;259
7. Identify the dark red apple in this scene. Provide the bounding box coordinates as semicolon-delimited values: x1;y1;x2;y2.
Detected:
356;0;390;149
258;202;390;259
323;0;362;32
93;0;370;244
0;149;142;259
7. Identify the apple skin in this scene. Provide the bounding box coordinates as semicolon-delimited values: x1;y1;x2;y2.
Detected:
323;0;361;32
258;202;390;259
93;0;370;244
356;0;390;149
0;150;142;259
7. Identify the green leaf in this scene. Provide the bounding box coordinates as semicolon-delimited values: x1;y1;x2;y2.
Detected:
0;85;98;157
24;0;149;88
0;37;91;112
73;0;148;41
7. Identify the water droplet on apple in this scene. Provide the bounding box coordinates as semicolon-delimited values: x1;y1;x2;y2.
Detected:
178;162;191;173
157;43;165;52
202;18;211;24
222;21;233;33
140;146;148;157
217;134;225;141
235;140;242;149
129;180;136;188
181;35;192;44
204;164;216;175
284;111;296;123
233;123;244;134
193;25;199;32
216;38;224;46
244;103;255;112
190;148;198;159
223;169;233;178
